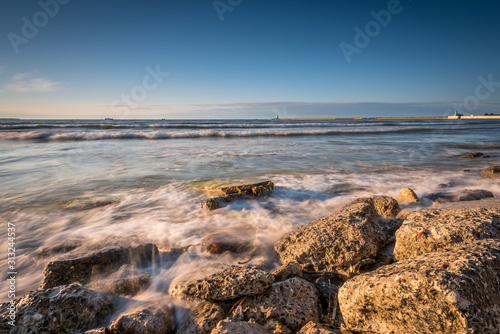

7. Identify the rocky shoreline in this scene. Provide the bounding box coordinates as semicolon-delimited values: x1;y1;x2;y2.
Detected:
1;165;500;334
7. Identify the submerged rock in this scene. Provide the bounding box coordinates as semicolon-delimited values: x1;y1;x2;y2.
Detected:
108;304;175;334
397;187;420;204
460;152;489;158
40;243;158;289
201;232;252;255
339;239;500;334
177;301;224;334
211;320;268;334
240;277;321;331
88;268;151;296
2;284;114;334
352;195;401;217
201;194;243;210
274;202;386;271
169;264;274;301
481;165;500;178
200;181;274;210
453;189;494;201
58;196;122;210
394;207;500;260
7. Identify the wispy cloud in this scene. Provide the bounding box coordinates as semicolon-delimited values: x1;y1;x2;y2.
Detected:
4;73;60;93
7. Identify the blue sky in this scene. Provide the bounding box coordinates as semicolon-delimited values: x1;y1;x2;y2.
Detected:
1;0;500;118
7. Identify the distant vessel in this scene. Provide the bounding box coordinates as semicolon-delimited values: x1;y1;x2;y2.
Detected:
104;118;113;120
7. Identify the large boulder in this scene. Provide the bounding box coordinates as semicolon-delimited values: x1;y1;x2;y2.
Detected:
211;320;268;334
201;232;252;255
177;301;224;334
1;284;114;334
339;239;500;334
397;188;420;204
481;166;500;178
353;195;401;217
108;304;175;334
240;277;321;331
40;243;158;289
394;208;500;260
274;202;386;271
169;264;274;301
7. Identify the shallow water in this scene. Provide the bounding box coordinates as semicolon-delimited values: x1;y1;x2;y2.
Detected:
1;118;499;308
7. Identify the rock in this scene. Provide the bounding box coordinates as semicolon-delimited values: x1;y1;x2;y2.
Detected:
272;262;302;282
81;329;109;334
169;264;274;301
58;196;123;210
274;202;386;271
314;275;344;308
211;320;268;334
339;239;500;334
481;165;500;178
460;152;489;158
200;181;274;210
421;192;455;204
240;277;321;331
397;188;420;204
87;268;151;296
201;232;252;255
394;208;500;260
201;194;243;210
297;321;340;333
40;243;158;289
453;189;494;201
177;301;224;334
353;195;401;217
108;304;175;334
2;284;114;333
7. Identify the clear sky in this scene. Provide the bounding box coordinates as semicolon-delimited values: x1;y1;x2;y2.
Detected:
1;0;500;119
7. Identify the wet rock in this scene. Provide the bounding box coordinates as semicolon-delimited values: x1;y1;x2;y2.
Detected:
481;165;500;178
274;202;386;271
58;196;123;210
177;301;224;334
339;239;500;334
460;152;489;158
297;321;340;334
201;194;243;210
200;181;274;210
272;262;302;282
3;284;114;334
211;319;268;334
453;189;494;201
88;268;151;296
397;187;420;204
240;277;321;331
201;232;252;255
352;195;401;218
394;207;500;260
108;304;175;334
169;264;274;301
40;243;158;289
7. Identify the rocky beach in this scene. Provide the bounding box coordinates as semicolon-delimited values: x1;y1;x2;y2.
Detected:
1;119;500;334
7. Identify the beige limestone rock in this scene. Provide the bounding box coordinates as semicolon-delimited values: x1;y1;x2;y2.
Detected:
108;304;175;334
397;187;420;204
352;195;401;217
211;320;268;334
176;301;224;334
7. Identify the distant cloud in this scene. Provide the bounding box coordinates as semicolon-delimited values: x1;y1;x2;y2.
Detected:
4;73;60;93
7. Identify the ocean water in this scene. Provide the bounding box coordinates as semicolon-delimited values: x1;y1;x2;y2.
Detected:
1;118;500;307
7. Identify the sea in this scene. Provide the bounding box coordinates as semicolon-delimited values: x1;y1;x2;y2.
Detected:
1;118;500;305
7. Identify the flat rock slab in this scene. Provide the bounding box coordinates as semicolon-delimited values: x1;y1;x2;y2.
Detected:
40;243;158;289
211;320;268;334
274;202;386;271
169;264;274;301
0;284;114;334
177;301;224;334
240;277;321;331
394;208;500;260
108;304;175;334
339;239;500;334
